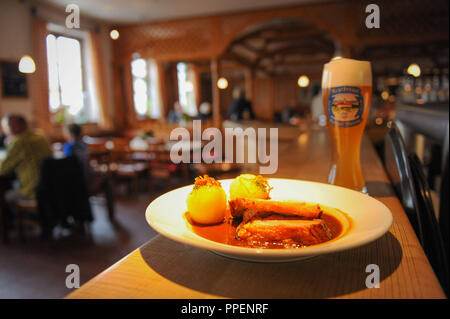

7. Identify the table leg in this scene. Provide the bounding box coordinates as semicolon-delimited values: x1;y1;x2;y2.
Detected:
0;195;10;244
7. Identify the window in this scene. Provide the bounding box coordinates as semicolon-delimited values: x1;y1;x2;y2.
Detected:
131;58;161;118
46;34;87;122
177;62;197;116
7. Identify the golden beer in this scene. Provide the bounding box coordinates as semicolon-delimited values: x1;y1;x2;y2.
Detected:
322;58;372;192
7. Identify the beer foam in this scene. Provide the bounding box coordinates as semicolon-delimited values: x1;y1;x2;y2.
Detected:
322;58;372;88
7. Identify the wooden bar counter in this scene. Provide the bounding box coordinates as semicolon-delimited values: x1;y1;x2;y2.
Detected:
67;127;446;299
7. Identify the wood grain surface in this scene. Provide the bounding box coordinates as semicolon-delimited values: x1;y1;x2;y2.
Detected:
67;128;446;299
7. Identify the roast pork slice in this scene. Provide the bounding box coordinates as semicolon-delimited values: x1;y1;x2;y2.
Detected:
236;219;332;247
229;198;323;222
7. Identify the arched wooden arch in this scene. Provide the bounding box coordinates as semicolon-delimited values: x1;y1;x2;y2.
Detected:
214;5;355;60
112;1;357;63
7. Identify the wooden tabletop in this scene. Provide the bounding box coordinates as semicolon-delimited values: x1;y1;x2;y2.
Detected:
67;128;446;299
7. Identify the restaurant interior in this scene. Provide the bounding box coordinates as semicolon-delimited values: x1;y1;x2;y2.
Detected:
0;0;448;300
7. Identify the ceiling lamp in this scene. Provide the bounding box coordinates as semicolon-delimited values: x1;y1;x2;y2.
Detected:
407;63;421;77
297;75;310;88
217;77;228;90
18;55;36;74
110;29;120;40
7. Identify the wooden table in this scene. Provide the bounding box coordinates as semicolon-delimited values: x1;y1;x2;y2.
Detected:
67;128;446;299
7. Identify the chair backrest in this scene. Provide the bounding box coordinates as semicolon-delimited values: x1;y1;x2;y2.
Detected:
439;157;449;269
440;125;449;238
36;156;93;231
384;123;424;244
409;154;449;295
385;123;448;295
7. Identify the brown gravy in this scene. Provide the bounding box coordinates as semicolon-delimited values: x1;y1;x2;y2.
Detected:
186;211;344;249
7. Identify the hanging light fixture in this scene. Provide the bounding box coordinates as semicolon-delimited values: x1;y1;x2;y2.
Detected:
18;55;36;74
407;63;421;77
217;77;228;90
297;75;310;88
110;29;120;40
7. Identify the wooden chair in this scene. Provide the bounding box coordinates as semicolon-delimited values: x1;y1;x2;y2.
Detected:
0;174;41;242
87;149;115;220
83;138;116;220
107;137;150;196
14;198;39;242
37;156;94;239
148;150;181;191
5;156;94;242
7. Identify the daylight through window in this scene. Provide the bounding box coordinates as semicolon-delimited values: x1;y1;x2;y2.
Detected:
46;34;85;121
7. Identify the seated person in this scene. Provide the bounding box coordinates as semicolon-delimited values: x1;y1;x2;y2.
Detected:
167;101;184;123
63;123;89;168
282;99;297;123
0;114;52;204
62;124;111;202
226;87;255;121
310;84;324;123
198;102;212;121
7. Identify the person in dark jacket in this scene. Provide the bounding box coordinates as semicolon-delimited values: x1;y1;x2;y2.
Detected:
226;87;255;121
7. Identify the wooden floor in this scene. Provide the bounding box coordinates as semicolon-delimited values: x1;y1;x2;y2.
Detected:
0;191;163;299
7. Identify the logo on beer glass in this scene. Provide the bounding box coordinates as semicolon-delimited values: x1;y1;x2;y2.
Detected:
327;86;364;127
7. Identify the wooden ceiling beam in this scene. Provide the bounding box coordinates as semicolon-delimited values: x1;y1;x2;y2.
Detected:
258;44;333;62
222;51;255;69
266;38;333;55
232;23;316;44
236;42;266;58
274;55;331;67
358;33;449;48
260;29;324;41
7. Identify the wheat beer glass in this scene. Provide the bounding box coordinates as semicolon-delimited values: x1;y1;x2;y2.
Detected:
322;58;372;193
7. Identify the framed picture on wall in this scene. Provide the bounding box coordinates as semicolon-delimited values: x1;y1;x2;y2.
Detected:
0;61;28;98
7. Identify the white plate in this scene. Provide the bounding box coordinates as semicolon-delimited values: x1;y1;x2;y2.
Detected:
145;178;393;263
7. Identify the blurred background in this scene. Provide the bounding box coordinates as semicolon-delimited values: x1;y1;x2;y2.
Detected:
0;0;448;298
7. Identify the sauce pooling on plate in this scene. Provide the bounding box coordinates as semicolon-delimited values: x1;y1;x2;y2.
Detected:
185;207;346;249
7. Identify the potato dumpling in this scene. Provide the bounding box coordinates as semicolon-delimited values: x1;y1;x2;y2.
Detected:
229;174;272;200
187;175;227;225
